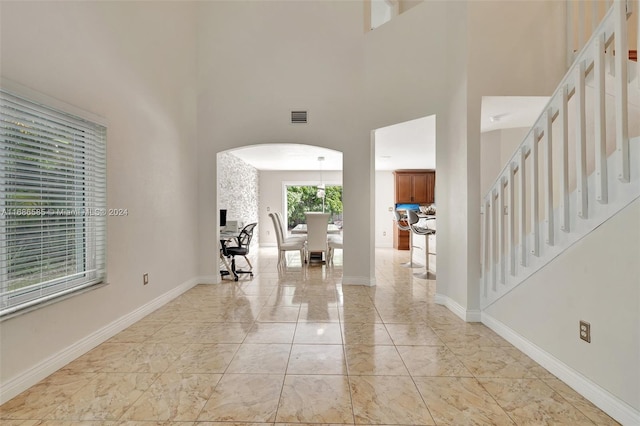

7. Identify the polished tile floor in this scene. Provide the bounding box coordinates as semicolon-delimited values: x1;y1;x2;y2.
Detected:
1;248;619;425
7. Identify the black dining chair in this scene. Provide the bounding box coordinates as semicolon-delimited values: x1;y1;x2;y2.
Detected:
221;222;257;281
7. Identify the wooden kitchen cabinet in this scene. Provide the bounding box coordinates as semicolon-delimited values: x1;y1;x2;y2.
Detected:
394;170;435;204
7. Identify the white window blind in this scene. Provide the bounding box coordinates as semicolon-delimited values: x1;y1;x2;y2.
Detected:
0;89;107;317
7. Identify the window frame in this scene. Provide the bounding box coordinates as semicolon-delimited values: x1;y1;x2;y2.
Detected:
0;79;107;319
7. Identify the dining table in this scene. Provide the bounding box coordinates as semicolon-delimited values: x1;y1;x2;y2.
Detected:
290;223;342;235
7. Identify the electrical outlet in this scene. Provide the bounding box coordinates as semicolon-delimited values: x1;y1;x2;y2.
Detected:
383;231;386;236
579;320;591;343
143;273;149;285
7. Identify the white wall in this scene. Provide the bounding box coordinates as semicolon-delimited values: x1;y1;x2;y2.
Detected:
196;0;374;285
259;170;343;246
0;1;199;393
485;198;640;412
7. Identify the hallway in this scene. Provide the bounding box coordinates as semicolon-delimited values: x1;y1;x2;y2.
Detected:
0;248;617;425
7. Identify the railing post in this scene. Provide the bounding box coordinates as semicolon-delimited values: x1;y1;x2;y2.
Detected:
519;148;527;267
594;32;609;204
491;190;498;290
482;199;490;297
576;60;588;219
544;108;554;245
498;178;506;284
615;0;630;182
508;163;516;277
530;135;540;257
560;85;570;232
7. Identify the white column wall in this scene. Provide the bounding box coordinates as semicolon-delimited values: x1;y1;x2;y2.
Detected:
375;171;395;248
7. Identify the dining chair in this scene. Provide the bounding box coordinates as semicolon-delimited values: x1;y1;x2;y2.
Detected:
269;212;306;267
275;211;306;242
304;212;330;263
393;210;422;268
220;222;257;281
327;234;342;264
407;209;436;279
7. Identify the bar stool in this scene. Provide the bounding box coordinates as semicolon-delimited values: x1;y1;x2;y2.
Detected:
407;210;436;279
393;210;422;268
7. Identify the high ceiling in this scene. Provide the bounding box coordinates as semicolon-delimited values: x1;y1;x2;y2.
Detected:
229;96;549;171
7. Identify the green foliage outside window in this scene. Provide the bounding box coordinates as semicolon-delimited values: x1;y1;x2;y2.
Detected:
286;185;343;229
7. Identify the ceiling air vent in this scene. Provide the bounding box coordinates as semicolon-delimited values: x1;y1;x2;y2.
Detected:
291;110;308;124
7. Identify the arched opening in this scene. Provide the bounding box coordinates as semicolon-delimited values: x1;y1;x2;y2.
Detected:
216;143;344;275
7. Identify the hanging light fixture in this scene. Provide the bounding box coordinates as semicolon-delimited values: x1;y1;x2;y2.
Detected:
316;156;326;212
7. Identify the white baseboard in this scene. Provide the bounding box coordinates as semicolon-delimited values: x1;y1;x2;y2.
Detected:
434;293;481;322
342;275;377;286
0;277;200;405
482;312;640;426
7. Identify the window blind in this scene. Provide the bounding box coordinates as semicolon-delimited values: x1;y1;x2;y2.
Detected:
0;89;107;317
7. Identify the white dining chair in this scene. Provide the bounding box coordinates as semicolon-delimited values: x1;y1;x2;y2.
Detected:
304;212;330;263
269;212;306;267
327;234;342;264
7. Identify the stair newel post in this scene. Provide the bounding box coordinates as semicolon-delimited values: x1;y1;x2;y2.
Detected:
594;32;609;204
614;0;629;182
544;108;555;246
576;60;589;220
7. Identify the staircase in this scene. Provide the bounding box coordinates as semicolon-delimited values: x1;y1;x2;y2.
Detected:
480;0;640;309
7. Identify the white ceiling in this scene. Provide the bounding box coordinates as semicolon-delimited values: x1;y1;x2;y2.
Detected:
229;96;549;171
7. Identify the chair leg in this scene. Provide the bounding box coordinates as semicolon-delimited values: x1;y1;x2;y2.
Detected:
401;231;423;269
414;233;435;280
243;255;253;271
230;257;239;281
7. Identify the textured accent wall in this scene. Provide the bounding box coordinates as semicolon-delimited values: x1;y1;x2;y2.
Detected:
218;152;259;233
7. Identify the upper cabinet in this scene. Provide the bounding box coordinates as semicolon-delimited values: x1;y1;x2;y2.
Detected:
394;170;435;204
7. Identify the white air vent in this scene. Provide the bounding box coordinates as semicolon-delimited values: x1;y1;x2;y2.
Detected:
291;110;308;124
